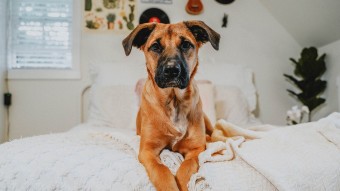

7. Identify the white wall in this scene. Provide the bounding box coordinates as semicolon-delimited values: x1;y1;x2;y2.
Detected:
259;0;340;48
315;39;340;119
0;0;7;142
8;0;302;139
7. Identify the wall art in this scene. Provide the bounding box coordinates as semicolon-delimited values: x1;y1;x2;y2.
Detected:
84;0;137;32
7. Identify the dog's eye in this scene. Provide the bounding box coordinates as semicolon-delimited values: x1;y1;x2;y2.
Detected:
150;42;162;53
181;41;193;51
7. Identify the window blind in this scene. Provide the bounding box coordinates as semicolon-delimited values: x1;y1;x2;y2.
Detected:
9;0;73;69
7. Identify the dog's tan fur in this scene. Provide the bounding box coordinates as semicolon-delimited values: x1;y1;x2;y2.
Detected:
123;21;219;191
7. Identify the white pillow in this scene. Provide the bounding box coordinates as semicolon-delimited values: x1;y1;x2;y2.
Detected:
87;84;138;129
195;63;257;112
87;62;144;129
197;82;217;126
215;85;251;125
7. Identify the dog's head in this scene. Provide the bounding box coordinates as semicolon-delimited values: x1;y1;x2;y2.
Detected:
122;21;220;89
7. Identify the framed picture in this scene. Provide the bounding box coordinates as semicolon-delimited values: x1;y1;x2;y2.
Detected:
83;0;137;32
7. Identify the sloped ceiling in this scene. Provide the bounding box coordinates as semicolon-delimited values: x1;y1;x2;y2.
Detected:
259;0;340;48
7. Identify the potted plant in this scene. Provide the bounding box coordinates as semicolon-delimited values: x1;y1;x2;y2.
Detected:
284;47;327;122
106;13;116;30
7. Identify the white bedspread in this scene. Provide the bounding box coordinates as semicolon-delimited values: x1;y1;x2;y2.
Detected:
0;126;153;191
0;113;340;191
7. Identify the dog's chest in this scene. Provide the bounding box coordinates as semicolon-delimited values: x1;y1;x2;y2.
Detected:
166;96;189;147
170;107;188;137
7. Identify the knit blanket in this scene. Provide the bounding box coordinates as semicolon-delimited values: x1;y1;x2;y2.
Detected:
189;112;340;191
0;126;154;190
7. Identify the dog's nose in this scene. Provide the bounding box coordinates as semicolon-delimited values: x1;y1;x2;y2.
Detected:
163;64;181;78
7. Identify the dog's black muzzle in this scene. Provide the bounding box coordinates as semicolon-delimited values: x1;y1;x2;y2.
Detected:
155;57;189;89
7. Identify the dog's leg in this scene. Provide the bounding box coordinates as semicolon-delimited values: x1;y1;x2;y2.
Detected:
175;147;205;191
204;113;214;142
136;109;142;135
139;149;179;191
204;113;214;136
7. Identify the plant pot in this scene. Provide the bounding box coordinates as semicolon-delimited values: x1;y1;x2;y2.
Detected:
108;22;114;30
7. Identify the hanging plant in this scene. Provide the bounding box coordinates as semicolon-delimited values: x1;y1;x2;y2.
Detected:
283;47;327;122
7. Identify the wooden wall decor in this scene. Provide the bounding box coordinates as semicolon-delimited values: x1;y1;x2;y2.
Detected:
185;0;204;15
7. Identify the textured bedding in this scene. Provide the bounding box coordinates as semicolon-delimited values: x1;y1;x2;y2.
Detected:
198;113;340;191
0;125;153;190
0;123;271;191
1;113;340;191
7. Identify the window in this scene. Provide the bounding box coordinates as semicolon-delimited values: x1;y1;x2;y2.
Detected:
7;0;80;79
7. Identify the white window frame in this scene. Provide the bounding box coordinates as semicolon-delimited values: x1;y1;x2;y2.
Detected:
7;0;81;80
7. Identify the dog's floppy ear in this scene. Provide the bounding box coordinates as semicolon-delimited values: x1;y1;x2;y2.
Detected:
184;20;220;50
122;23;156;56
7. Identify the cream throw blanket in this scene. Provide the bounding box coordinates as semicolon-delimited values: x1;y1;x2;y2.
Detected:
186;112;340;191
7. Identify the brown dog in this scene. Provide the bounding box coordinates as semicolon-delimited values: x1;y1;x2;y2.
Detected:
122;21;220;191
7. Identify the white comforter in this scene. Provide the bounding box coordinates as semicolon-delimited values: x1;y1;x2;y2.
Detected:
0;113;340;191
0;126;153;190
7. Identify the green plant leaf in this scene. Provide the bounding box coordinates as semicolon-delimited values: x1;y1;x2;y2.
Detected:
284;74;304;90
287;89;299;97
284;74;298;84
289;58;298;65
298;97;325;112
300;80;327;98
301;47;318;63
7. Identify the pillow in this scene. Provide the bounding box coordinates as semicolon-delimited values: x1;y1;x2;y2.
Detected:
214;85;251;125
134;79;217;126
197;81;217;126
195;63;257;112
87;62;144;129
87;84;138;129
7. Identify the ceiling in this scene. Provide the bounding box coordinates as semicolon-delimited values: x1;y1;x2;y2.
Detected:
259;0;340;47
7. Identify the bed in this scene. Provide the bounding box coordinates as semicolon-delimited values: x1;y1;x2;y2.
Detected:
0;62;339;191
